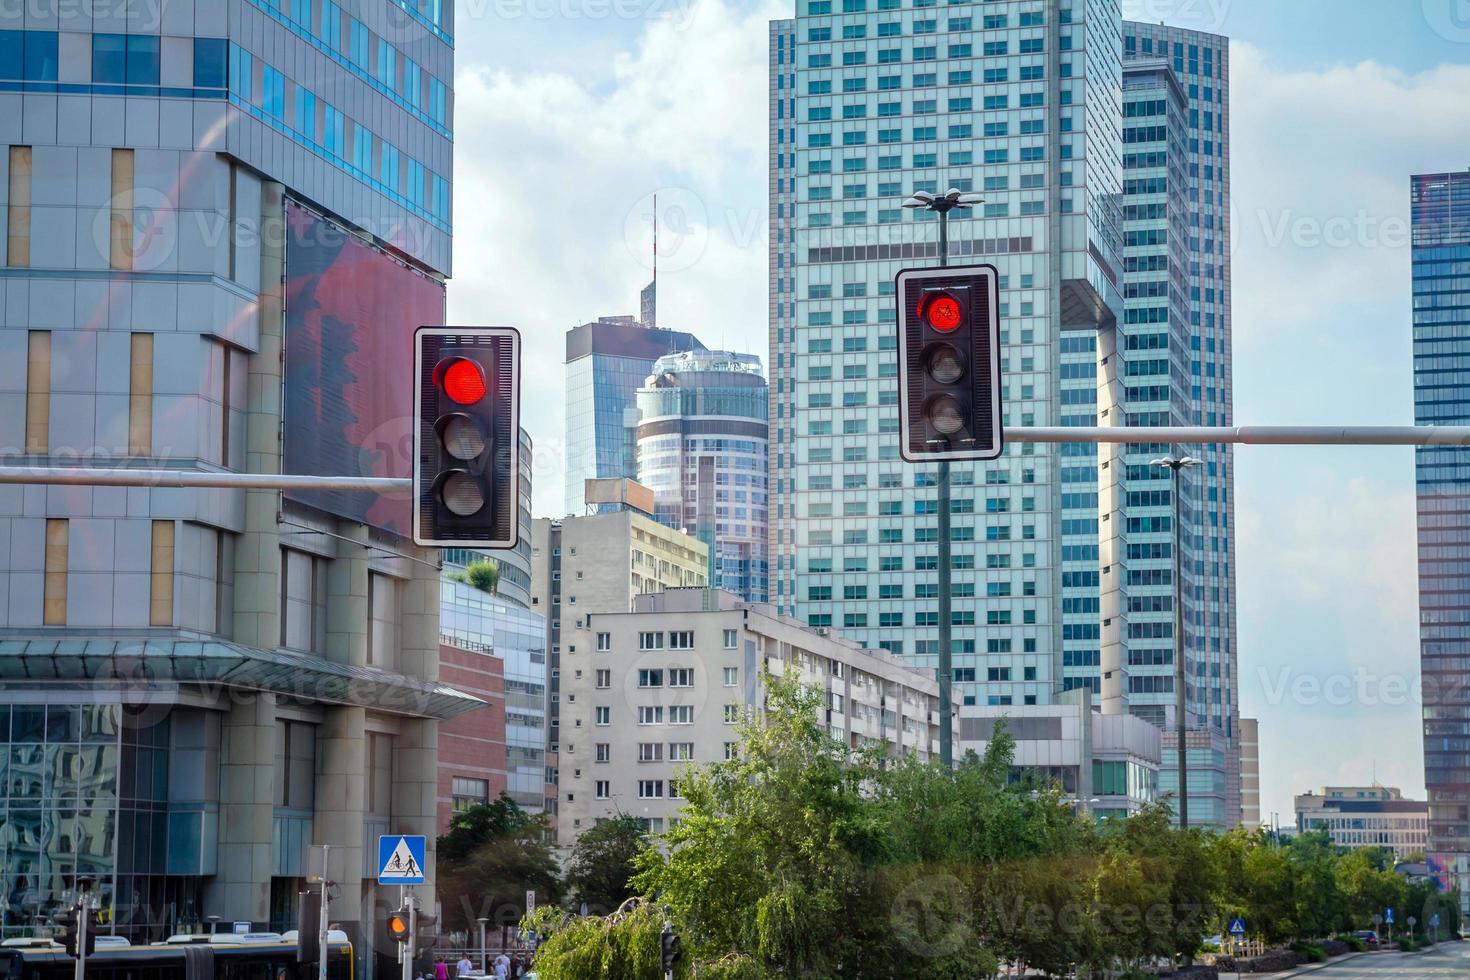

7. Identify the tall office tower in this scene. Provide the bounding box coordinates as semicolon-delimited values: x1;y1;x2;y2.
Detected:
1239;717;1260;829
0;0;468;967
1413;168;1470;909
1119;23;1237;828
564;316;706;514
636;350;771;602
768;0;1124;709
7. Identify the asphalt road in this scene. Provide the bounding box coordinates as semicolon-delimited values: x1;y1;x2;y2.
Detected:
1258;944;1470;978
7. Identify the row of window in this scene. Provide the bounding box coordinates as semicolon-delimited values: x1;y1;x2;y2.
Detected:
807;11;1043;39
230;46;450;227
590;705;743;726
598;629;739;651
593;667;740;688
806;37;1064;68
0;31;226;90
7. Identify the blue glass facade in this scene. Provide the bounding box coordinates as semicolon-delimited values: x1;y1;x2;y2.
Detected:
1414;169;1470;859
564;317;706;514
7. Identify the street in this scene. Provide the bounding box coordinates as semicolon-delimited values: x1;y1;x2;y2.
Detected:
1261;945;1470;978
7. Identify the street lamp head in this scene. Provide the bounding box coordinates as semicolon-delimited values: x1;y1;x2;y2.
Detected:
901;197;930;210
944;187;964;201
956;192;984;206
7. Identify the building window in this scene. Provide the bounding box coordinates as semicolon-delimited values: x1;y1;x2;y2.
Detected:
43;518;66;625
638;742;663;762
149;520;174;626
25;330;47;453
596;632;611;650
595;706;611;726
595;669;611;689
668;705;694;725
669;742;694;761
280;549;326;653
639;631;664;650
668;668;693;687
669;631;694;649
637;780;664;799
368;572;401;669
110;148;134;270
452;777;489;811
7;145;30;267
723;667;738;687
275;721;317;809
723;629;738;648
127;329;152;452
638;669;664;688
638;706;664;725
724;742;737;760
367;732;393;817
595;743;610;762
723;704;740;724
595;780;610;799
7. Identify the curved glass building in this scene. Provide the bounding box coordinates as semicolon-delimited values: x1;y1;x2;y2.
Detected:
636;351;770;603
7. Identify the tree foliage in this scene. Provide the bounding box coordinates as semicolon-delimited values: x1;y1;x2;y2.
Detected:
437;795;561;933
564;814;648;916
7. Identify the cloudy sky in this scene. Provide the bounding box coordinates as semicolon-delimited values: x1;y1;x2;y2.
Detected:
443;0;1470;827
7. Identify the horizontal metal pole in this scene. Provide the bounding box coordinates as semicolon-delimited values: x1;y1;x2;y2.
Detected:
0;467;411;491
1006;426;1470;446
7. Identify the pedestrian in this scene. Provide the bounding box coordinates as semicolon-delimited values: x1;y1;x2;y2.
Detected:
492;951;510;978
455;953;474;977
434;957;449;980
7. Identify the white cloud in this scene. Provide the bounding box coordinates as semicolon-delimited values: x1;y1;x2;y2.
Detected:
446;0;781;516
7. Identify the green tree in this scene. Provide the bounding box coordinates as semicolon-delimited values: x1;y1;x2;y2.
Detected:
437;795;561;933
448;559;501;594
564;814;649;916
1336;848;1404;930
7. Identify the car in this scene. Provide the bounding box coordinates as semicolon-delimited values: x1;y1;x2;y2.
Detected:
1353;930;1380;949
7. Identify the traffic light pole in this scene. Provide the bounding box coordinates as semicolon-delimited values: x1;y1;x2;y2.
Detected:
936;208;954;770
404;889;416;980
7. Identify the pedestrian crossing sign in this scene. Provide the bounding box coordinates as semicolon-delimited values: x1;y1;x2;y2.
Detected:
377;835;426;885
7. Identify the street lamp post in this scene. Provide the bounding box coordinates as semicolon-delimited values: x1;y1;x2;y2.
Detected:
1152;454;1201;827
901;188;982;769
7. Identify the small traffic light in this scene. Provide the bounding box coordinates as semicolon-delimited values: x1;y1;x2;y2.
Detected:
413;327;521;548
660;922;681;972
387;907;412;945
52;906;96;958
895;265;1003;461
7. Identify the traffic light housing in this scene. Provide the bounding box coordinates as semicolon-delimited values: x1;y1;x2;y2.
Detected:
297;890;320;964
660;925;681;972
895;265;1003;461
413;327;521;548
387;907;412;945
415;911;438;950
52;906;96;958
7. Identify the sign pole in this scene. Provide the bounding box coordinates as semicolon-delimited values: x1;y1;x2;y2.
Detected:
318;845;331;980
403;889;416;980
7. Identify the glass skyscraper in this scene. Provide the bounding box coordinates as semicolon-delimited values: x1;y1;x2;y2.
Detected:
768;0;1124;710
1119;23;1237;828
636;350;770;601
564;316;706;514
1413;168;1470;901
768;4;1240;825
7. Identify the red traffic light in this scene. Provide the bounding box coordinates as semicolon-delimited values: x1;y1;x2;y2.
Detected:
437;357;486;405
924;293;962;333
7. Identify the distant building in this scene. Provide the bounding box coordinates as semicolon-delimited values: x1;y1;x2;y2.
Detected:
1412;168;1470;912
961;690;1162;821
531;485;710;810
636;350;770;602
564;316;705;515
1241;718;1261;829
555;588;956;845
1294;786;1429;858
436;641;508;830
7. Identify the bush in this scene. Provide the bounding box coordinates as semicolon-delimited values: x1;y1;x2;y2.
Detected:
1289;942;1326;963
1334;934;1367;953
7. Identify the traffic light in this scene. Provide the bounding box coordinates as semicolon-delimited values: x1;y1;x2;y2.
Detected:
52;905;96;958
297;890;320;964
387;907;412;945
660;923;681;972
413;327;521;548
894;265;1003;461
